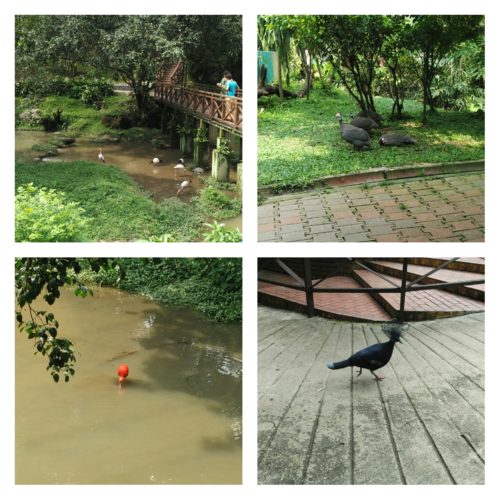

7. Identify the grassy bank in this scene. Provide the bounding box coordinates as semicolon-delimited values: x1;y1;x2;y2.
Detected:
16;161;240;242
258;88;485;191
81;258;242;324
16;95;166;144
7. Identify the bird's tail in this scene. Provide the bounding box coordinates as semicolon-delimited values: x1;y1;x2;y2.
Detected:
382;322;408;342
327;358;351;370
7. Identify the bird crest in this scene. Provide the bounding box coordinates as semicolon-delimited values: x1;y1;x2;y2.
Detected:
381;322;408;342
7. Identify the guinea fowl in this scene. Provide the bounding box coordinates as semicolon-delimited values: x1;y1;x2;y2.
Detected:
336;113;372;150
327;323;406;381
356;109;383;124
379;132;416;147
349;114;379;133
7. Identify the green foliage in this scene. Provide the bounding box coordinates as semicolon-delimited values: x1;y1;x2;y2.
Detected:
16;162;171;241
258;15;484;122
258;88;484;190
194;186;242;220
16;76;114;106
433;36;485;111
16;94;132;136
16;183;89;242
15;258;118;381
203;221;242;242
92;258;242;323
194;127;208;144
31;142;58;157
15;162;240;242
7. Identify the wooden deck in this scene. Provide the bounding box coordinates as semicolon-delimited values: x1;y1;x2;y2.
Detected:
258;306;484;485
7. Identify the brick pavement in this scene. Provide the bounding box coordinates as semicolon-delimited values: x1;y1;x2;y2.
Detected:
258;172;484;242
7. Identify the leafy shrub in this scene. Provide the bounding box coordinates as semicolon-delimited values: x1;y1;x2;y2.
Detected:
203;221;242;242
16;183;89;242
16;76;114;106
88;258;242;323
195;187;242;220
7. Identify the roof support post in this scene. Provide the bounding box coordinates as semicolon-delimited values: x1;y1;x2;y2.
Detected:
398;258;409;322
304;258;315;317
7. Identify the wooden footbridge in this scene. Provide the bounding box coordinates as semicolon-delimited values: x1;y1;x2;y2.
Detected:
153;62;242;136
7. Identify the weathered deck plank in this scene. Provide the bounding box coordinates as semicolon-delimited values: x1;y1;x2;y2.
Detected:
258;307;484;485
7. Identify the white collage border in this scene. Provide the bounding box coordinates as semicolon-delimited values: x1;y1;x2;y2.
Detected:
0;1;497;499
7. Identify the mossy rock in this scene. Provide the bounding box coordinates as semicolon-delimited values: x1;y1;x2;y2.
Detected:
151;136;171;149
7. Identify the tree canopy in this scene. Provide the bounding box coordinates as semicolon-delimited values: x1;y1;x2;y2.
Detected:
16;15;242;116
258;15;484;120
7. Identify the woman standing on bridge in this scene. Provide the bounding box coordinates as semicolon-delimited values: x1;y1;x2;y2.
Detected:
219;72;239;121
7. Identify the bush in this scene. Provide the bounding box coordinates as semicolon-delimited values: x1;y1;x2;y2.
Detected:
203;222;242;242
16;183;89;242
195;187;242;220
16;76;114;106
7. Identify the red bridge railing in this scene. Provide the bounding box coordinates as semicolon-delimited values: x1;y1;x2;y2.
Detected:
153;84;242;135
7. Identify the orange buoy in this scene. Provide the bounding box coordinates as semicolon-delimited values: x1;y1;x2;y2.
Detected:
118;364;129;384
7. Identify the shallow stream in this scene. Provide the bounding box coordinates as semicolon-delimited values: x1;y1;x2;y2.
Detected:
16;287;242;484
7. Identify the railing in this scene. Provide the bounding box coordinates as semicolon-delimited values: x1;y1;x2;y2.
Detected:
153;84;242;135
258;258;485;321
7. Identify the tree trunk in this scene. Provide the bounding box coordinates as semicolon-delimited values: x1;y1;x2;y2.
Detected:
277;52;284;101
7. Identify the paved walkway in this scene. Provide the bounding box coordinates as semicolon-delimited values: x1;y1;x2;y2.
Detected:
258;307;484;484
258;172;484;242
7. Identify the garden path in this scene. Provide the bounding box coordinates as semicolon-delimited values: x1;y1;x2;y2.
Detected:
258;172;484;242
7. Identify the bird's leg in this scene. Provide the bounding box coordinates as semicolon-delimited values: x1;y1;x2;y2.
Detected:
371;371;384;381
356;367;362;377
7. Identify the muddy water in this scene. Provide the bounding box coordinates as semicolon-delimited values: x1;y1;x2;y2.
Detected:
16;287;242;484
15;131;211;201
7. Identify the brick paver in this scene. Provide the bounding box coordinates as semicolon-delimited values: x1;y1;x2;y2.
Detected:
258;172;484;242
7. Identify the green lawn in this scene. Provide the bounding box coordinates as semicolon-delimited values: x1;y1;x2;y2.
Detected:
258;89;484;190
15;161;240;242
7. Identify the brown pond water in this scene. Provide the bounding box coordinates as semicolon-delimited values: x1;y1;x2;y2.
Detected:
16;287;242;484
15;131;239;204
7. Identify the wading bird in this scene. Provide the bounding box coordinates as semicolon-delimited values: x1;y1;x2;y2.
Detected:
118;363;129;386
98;148;105;163
174;158;185;177
176;174;193;196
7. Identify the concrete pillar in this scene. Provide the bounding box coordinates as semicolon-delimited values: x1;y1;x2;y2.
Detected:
236;162;243;193
179;133;193;155
212;147;229;181
193;120;208;167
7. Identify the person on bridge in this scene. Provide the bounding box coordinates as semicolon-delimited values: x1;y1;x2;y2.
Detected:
217;70;231;94
224;73;239;97
220;72;239;121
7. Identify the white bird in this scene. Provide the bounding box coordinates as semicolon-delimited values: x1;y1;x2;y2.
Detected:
193;167;204;175
98;148;105;163
176;174;193;196
150;157;161;165
174;158;185;177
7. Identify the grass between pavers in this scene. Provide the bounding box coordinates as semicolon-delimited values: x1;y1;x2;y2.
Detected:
258;88;484;191
15;161;207;242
